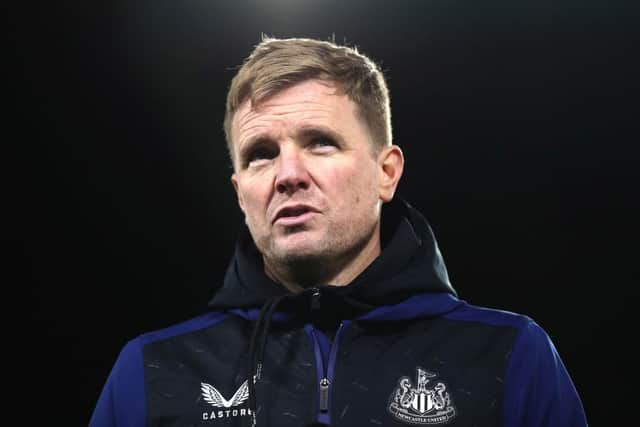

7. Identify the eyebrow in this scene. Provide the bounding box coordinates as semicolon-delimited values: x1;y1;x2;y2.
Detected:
297;126;344;144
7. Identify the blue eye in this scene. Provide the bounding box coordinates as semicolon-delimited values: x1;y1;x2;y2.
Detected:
251;147;276;160
243;145;278;168
311;137;337;148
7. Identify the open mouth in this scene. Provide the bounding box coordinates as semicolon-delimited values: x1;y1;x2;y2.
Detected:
274;205;318;225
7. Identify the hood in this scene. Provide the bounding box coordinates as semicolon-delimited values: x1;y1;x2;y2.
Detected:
208;197;457;312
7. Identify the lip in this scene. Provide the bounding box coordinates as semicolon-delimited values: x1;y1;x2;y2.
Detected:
272;204;320;225
274;210;318;226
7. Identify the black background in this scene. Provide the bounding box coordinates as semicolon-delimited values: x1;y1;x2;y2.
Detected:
17;1;638;425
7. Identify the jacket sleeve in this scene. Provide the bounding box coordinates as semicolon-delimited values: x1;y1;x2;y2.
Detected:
503;318;588;427
89;338;147;427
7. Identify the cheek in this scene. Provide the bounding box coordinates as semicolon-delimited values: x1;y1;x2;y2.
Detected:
320;165;354;197
239;182;269;218
326;164;374;206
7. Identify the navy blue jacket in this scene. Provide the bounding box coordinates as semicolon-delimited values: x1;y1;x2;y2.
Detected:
90;200;587;426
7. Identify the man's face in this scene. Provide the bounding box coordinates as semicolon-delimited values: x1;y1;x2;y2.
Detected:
230;79;388;274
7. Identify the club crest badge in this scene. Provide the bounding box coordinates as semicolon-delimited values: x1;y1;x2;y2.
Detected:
387;368;457;425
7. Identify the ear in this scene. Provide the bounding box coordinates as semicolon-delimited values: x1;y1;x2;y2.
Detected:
231;173;245;213
377;145;404;202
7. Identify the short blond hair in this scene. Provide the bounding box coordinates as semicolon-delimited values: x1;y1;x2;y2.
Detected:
224;37;392;161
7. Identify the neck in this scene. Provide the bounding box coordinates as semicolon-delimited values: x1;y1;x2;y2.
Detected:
263;226;382;293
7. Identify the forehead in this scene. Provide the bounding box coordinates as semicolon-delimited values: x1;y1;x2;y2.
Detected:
230;80;361;147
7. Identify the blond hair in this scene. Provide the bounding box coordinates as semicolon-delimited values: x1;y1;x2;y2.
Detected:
224;37;391;161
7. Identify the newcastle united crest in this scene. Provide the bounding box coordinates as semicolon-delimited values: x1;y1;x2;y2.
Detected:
387;368;457;425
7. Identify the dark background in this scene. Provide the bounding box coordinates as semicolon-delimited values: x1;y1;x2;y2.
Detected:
16;0;638;425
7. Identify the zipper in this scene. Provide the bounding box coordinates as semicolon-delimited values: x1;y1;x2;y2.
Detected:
308;325;347;424
305;288;350;425
319;377;330;411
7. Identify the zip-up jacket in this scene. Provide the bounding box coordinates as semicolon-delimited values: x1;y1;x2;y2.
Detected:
89;199;587;427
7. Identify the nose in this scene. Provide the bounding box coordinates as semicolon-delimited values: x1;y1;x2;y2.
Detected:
274;148;310;195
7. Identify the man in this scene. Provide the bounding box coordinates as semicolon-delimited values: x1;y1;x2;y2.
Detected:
90;37;587;427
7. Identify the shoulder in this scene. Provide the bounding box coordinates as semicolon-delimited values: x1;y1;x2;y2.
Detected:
443;300;570;373
100;311;232;377
445;299;540;333
107;311;229;369
444;300;557;357
136;311;230;346
447;301;587;425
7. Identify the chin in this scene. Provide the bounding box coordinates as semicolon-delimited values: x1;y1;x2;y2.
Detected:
271;235;329;263
276;243;325;262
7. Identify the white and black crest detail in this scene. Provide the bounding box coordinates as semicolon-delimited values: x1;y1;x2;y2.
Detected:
388;368;457;425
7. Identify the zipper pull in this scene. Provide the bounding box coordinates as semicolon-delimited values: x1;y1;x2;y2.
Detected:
319;377;330;412
311;287;321;311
